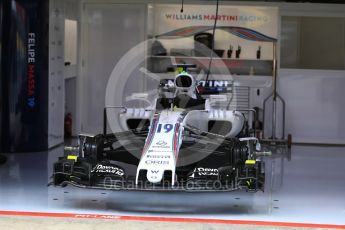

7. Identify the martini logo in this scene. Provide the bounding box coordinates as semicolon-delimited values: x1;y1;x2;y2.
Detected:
163;80;232;88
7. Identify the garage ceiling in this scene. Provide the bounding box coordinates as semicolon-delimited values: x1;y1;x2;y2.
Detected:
222;0;345;3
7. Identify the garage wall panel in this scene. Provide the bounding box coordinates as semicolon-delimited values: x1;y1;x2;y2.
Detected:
279;69;345;144
80;3;147;133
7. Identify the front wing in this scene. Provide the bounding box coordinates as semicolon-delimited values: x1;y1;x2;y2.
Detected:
52;131;265;192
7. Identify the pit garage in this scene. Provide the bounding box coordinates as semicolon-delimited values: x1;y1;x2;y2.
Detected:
0;0;345;229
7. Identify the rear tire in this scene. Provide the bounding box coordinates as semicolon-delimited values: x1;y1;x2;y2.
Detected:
0;155;7;165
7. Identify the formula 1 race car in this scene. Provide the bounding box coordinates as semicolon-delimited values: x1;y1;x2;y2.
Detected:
53;64;270;192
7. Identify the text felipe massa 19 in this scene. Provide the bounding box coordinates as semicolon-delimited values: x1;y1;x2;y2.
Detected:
52;65;269;192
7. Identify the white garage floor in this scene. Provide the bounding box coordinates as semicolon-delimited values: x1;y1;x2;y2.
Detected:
0;145;344;229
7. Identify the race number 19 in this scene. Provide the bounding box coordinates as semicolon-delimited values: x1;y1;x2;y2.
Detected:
157;124;173;133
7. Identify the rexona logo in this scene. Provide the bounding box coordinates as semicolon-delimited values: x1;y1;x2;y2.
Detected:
91;164;124;176
156;140;168;146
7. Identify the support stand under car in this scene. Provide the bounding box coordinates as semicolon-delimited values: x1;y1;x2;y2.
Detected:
262;42;292;148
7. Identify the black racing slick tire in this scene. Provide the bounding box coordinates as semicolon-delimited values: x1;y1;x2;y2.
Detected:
0;154;7;165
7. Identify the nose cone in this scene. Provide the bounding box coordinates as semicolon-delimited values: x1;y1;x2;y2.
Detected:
146;169;164;183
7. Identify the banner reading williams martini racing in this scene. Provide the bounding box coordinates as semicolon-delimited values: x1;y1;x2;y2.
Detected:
154;4;278;39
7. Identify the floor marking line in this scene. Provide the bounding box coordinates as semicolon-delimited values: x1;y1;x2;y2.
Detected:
0;210;344;229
